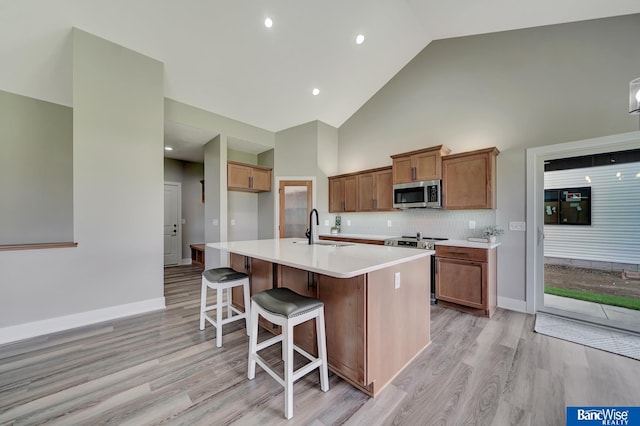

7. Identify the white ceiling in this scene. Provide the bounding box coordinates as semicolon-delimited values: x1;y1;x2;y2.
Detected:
2;1;640;162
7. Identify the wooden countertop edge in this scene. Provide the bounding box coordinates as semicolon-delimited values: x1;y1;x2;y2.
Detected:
0;242;78;251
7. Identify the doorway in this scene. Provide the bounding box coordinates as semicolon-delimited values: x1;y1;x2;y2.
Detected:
279;180;312;238
526;132;640;332
164;182;182;266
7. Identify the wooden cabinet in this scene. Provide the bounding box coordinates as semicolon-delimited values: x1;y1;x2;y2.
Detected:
276;265;318;355
190;244;204;267
391;145;451;184
442;147;499;210
241;254;430;396
328;175;357;213
435;245;497;317
228;161;272;193
357;167;394;212
230;253;275;329
329;167;393;213
317;274;366;386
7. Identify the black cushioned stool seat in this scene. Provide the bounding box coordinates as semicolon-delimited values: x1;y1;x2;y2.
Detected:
251;288;323;318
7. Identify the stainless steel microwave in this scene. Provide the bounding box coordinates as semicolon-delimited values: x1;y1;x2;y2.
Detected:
393;179;442;209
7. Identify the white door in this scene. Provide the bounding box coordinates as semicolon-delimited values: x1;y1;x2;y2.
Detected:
164;183;180;266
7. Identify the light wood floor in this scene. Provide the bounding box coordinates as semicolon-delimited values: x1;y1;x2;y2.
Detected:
1;265;639;425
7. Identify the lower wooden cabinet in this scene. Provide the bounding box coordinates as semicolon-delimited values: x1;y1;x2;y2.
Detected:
232;254;429;396
275;265;366;384
317;274;366;386
276;265;318;355
435;245;497;317
230;253;275;329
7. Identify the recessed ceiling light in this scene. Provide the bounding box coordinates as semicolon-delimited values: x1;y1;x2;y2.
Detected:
312;88;320;96
356;34;365;45
164;147;173;151
264;17;273;28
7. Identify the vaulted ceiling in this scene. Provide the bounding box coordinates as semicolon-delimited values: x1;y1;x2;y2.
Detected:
2;1;639;160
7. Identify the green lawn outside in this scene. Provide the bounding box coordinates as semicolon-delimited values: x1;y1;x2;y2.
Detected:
545;286;640;311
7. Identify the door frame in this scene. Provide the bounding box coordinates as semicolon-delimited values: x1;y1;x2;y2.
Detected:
278;180;313;238
274;176;316;239
525;131;640;314
164;181;182;265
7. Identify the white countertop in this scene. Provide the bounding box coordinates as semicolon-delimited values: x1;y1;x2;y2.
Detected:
436;239;501;249
207;238;432;278
318;233;399;241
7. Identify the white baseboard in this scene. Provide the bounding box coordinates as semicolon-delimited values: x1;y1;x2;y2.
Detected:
0;297;166;345
498;296;527;313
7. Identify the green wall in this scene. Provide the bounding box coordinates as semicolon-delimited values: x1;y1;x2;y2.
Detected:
0;90;73;245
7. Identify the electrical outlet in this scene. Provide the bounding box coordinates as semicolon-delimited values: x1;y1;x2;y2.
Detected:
509;221;526;231
230;219;236;226
394;272;401;289
213;219;219;226
324;219;329;226
347;220;351;226
387;220;392;227
469;220;476;229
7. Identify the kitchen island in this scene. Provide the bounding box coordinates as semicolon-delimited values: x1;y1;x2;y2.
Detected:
207;238;432;396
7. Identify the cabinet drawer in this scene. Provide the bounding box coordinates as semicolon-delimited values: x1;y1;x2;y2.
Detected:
435;245;488;262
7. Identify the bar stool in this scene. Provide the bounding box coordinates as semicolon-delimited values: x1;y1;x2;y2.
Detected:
199;267;250;347
248;288;329;420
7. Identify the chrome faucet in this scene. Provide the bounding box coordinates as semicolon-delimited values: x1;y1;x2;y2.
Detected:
306;208;319;245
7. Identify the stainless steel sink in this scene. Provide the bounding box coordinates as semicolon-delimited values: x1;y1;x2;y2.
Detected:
292;240;354;247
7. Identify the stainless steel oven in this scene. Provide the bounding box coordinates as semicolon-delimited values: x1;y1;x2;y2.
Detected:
384;235;447;304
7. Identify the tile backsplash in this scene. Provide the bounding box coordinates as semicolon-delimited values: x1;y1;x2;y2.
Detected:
321;208;496;240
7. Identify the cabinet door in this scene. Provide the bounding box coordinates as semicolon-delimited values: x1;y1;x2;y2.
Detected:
343;175;358;212
317;274;366;385
277;265;317;355
251;167;271;192
329;177;344;213
357;173;374;211
231;255;275;329
230;253;248;310
414;151;440;181
442;149;497;209
228;163;251;189
373;169;393;211
435;257;486;309
392;156;414;184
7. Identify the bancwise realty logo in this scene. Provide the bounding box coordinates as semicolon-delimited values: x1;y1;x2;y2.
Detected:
567;407;640;425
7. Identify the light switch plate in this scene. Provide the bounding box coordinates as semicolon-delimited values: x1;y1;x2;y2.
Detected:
231;219;236;226
213;219;219;226
387;220;392;227
347;220;351;226
469;220;476;229
509;221;526;231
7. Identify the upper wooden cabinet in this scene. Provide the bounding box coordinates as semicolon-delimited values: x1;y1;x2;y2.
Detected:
329;167;394;213
390;145;451;184
329;175;357;213
357;167;393;212
228;161;272;193
442;147;499;210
